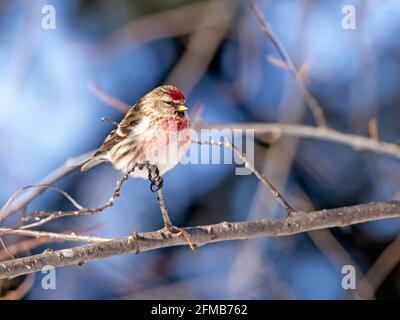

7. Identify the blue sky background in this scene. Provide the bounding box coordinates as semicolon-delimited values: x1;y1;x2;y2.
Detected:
0;0;399;299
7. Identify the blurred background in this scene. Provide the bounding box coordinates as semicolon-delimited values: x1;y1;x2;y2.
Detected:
1;0;400;299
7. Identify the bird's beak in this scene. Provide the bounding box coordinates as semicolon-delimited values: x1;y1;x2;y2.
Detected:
176;105;188;112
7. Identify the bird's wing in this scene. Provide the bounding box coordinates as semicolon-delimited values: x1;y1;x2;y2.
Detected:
94;107;143;157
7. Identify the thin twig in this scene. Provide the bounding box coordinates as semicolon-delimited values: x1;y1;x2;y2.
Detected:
14;163;173;238
156;188;172;227
0;238;14;260
193;139;294;215
165;0;239;92
0;225;109;261
88;81;130;113
352;234;400;300
15;163;158;230
0;273;35;300
190;103;206;131
18;172;131;230
0;238;54;261
155;187;195;251
0;228;111;243
0;184;84;224
0;151;94;220
89;0;225;59
250;2;327;127
368;118;380;140
207;122;400;159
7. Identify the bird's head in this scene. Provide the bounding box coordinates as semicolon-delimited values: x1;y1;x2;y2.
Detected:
140;85;188;118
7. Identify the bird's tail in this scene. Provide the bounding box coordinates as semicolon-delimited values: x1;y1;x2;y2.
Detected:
80;157;105;171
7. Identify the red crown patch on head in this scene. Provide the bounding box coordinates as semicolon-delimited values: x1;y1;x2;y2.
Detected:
168;87;185;101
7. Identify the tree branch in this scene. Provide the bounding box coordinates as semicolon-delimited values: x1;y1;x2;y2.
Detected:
193;139;294;214
1;200;400;279
250;2;327;127
207;122;400;159
0;228;111;243
0;151;94;220
88;82;130;113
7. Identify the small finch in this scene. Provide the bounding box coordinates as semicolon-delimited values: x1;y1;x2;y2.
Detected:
81;85;194;248
81;85;191;180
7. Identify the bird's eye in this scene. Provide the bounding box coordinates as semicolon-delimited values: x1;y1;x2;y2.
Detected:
166;101;173;106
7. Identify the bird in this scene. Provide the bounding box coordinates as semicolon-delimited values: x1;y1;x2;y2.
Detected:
81;85;191;182
80;85;194;248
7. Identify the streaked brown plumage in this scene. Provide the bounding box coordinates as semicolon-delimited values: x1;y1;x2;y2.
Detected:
81;85;191;178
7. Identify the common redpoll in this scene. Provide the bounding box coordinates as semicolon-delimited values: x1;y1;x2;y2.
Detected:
81;85;193;248
81;85;191;180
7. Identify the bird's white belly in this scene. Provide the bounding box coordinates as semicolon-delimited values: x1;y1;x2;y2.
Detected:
109;126;191;179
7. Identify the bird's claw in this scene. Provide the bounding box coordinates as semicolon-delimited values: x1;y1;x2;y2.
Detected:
163;224;195;251
148;165;162;192
150;176;163;192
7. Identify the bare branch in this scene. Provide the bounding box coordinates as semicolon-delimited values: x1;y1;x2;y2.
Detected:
165;0;239;92
0;151;94;220
0;228;111;243
17;172;131;230
156;188;173;227
0;238;14;260
208;122;400;159
352;234;400;299
368;118;380;140
193;139;294;215
1;184;84;225
15;162;164;230
1;238;54;261
1;200;400;279
88;81;130;113
89;0;227;59
250;2;327;127
0;273;34;300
